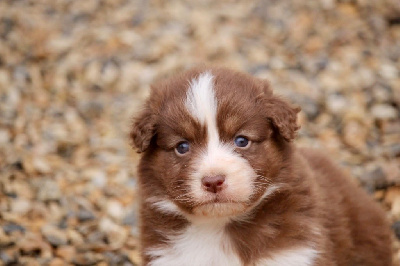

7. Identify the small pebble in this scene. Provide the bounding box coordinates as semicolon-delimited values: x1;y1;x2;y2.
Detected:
76;209;96;222
73;252;104;266
41;225;68;246
48;257;66;266
55;245;76;261
36;179;62;201
106;200;125;221
360;166;388;190
326;93;348;115
3;223;26;234
0;129;10;144
122;210;137;226
371;104;398;120
393;221;400;240
0;250;17;265
11;198;31;215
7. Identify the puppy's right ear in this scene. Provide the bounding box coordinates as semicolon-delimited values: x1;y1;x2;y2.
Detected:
130;106;157;153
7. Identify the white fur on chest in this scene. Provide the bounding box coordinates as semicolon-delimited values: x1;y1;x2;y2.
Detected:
255;247;318;266
146;199;318;266
146;222;241;266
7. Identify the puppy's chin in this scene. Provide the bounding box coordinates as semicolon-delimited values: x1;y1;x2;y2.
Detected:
189;183;281;219
192;202;247;217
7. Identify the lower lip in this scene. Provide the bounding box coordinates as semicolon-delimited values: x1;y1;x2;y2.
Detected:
198;200;243;206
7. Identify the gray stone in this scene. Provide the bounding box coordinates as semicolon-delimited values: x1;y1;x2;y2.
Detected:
3;223;26;234
41;225;68;246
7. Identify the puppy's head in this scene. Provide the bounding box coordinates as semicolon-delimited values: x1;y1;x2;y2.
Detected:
131;67;300;219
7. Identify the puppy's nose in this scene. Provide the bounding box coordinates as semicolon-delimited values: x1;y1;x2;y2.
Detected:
202;175;225;193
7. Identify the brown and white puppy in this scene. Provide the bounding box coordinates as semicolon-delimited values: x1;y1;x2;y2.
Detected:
130;67;392;266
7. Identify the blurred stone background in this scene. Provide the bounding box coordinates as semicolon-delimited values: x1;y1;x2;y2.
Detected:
0;0;399;265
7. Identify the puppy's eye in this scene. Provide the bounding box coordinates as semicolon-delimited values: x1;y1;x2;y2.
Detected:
175;141;190;155
234;136;250;148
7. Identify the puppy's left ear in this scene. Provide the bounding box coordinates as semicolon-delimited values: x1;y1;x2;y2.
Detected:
264;94;301;142
130;105;157;153
257;79;300;142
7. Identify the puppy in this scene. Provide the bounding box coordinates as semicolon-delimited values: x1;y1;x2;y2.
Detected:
130;67;392;266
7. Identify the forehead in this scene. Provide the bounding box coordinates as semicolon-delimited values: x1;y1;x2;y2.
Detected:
152;68;266;140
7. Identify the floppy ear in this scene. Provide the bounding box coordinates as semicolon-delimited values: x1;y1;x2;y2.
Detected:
256;79;300;142
130;105;157;153
264;95;301;142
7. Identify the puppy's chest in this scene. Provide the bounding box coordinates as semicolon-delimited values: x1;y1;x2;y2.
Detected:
145;223;317;266
146;223;242;266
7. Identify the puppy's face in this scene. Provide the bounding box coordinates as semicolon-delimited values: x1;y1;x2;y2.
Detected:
131;68;299;219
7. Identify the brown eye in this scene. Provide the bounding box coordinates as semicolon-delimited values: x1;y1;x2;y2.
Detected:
234;136;250;148
176;141;190;155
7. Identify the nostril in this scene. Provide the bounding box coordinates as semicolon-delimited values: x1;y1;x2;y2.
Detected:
201;175;226;193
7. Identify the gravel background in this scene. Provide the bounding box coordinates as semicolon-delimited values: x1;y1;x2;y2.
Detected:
0;0;399;265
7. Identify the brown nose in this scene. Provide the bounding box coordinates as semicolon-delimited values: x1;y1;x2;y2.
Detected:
202;175;225;193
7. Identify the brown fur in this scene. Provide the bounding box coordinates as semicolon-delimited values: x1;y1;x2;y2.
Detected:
130;67;392;265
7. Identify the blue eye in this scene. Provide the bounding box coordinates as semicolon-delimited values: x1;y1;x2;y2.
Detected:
176;141;190;155
234;136;249;148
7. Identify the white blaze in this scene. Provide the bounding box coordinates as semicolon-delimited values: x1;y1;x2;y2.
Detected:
185;71;219;148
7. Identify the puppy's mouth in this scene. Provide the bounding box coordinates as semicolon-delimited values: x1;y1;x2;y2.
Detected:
192;201;247;217
191;195;249;217
194;191;245;204
196;197;246;206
